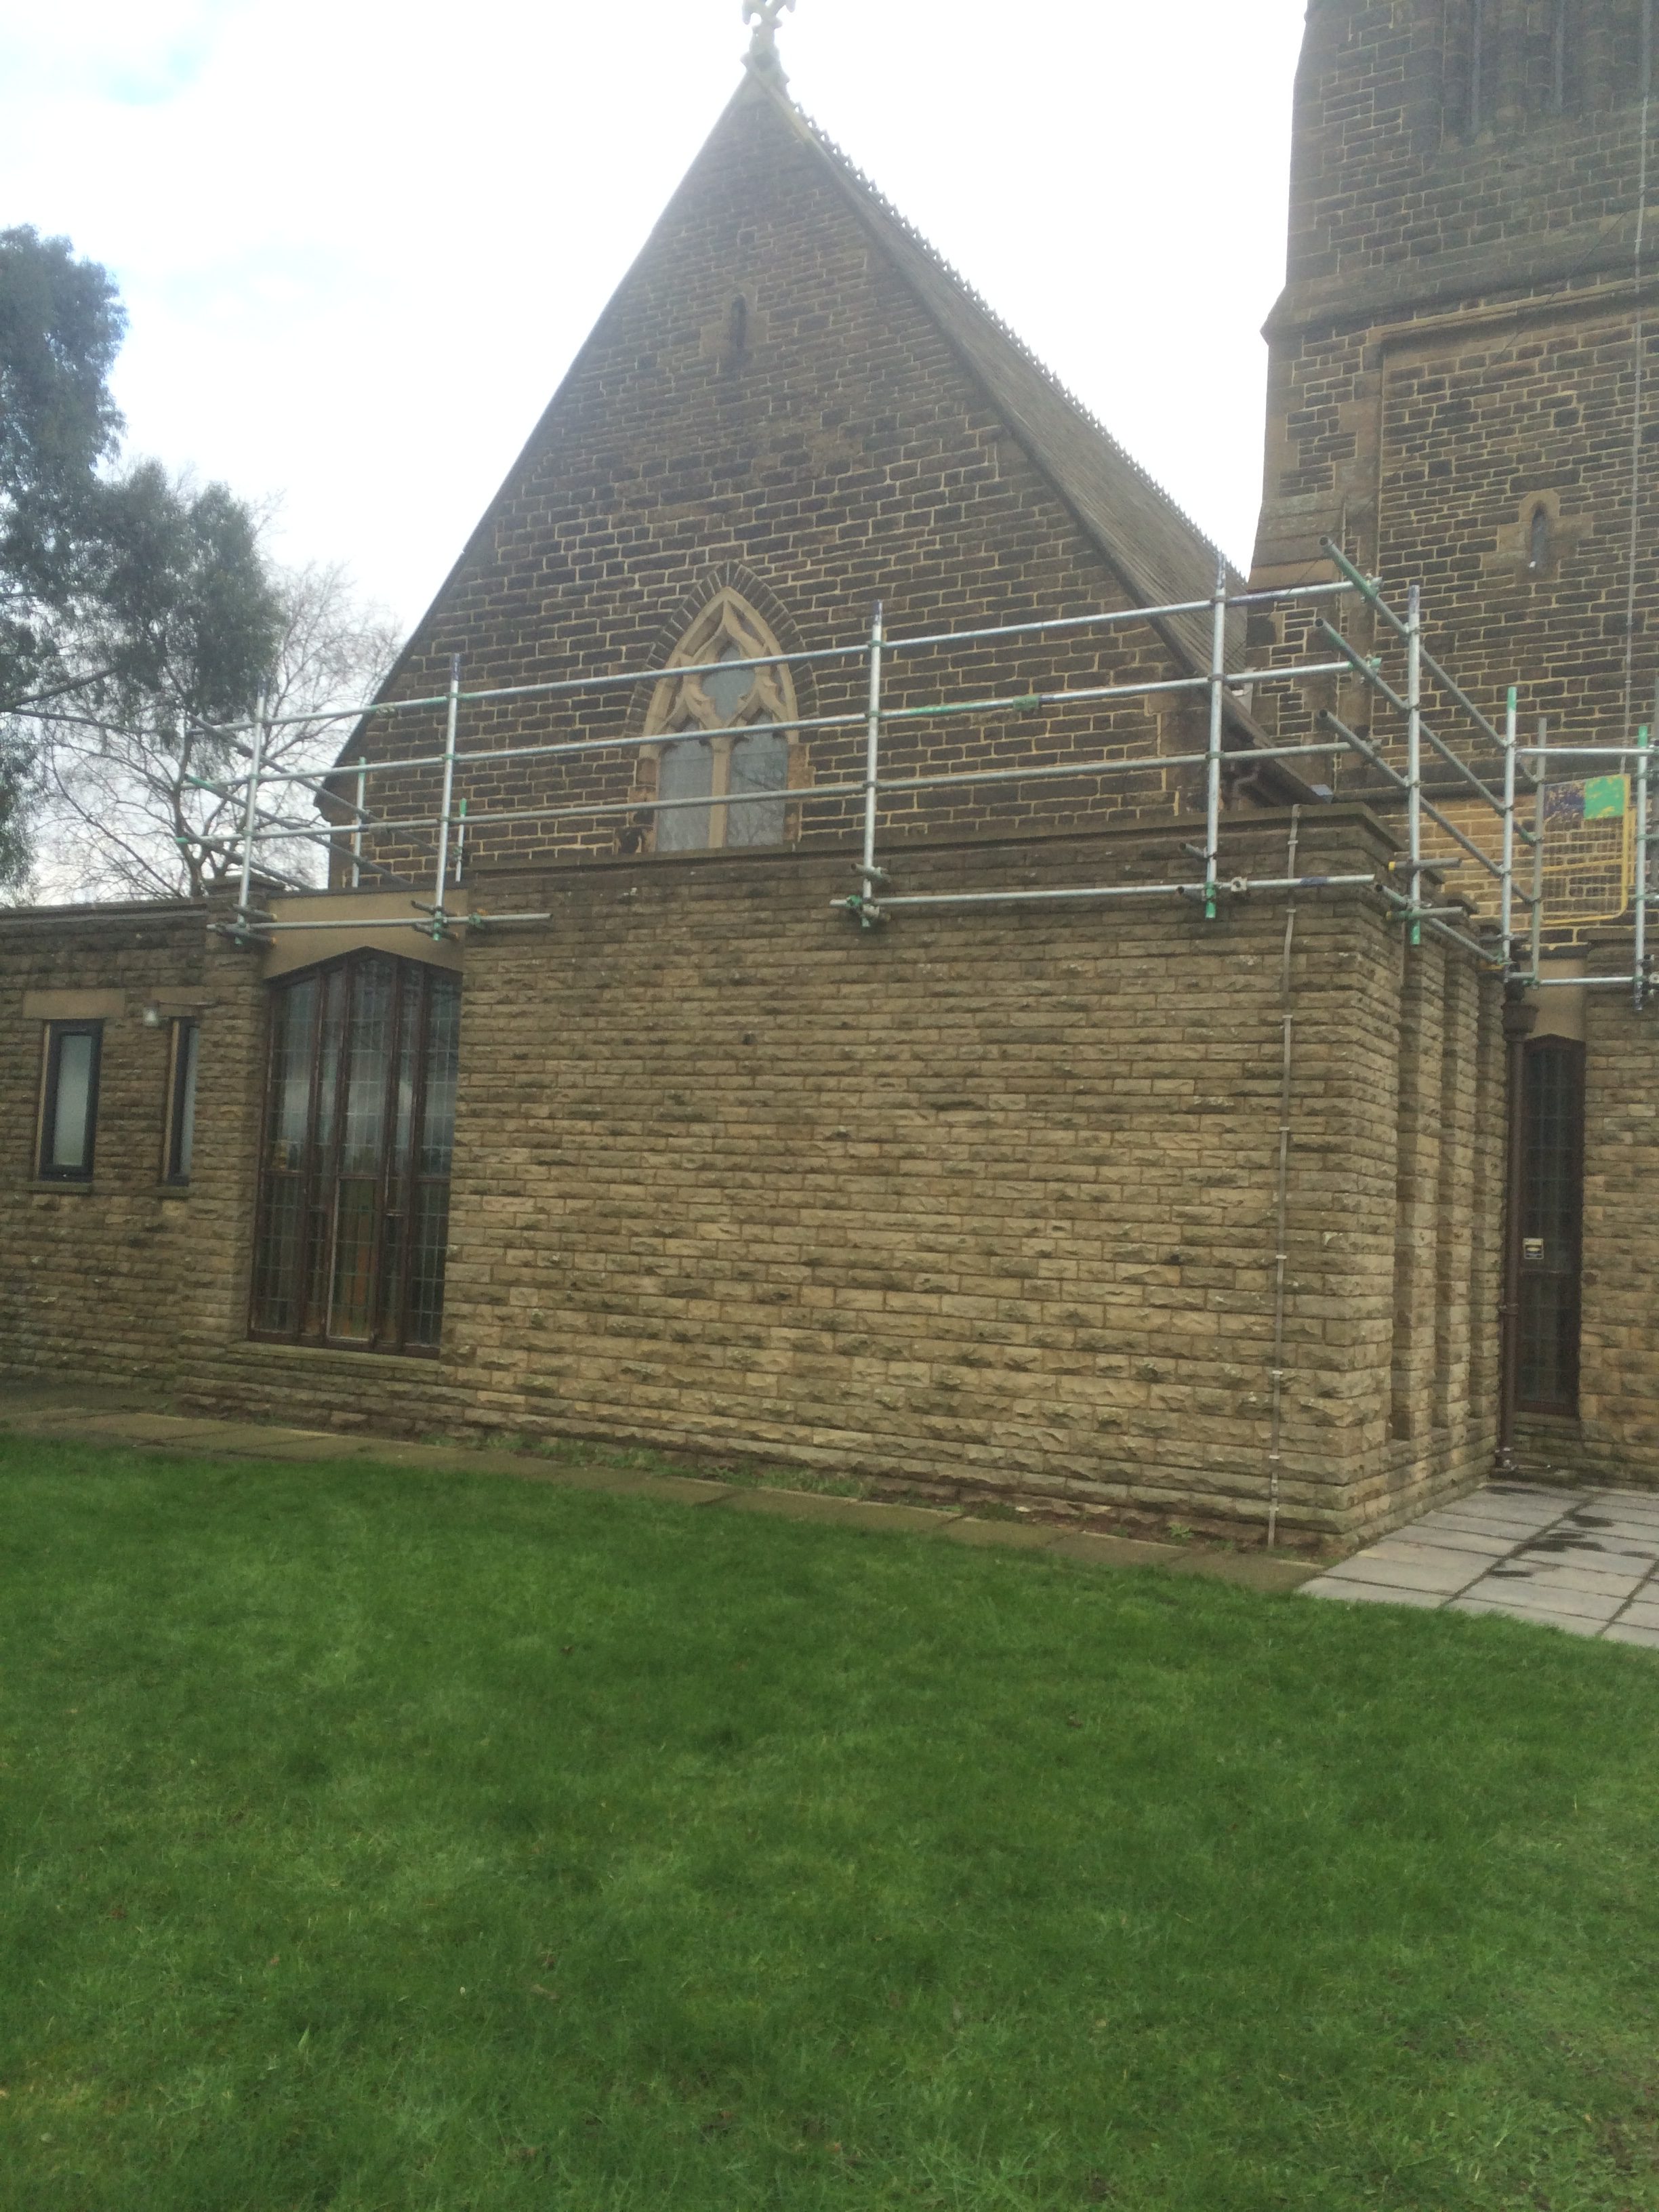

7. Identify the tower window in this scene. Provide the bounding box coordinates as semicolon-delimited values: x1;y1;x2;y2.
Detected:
729;295;749;359
1529;505;1554;573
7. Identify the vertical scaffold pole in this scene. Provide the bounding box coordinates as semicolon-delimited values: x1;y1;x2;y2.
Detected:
237;696;266;930
1406;583;1423;948
860;601;884;922
350;757;366;890
1636;723;1651;1012
1531;717;1548;985
432;655;461;937
1501;685;1519;966
1204;558;1227;922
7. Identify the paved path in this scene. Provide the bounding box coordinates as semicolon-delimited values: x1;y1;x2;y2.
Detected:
1302;1481;1659;1644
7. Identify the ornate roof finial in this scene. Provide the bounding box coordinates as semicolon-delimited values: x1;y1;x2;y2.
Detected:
743;0;796;81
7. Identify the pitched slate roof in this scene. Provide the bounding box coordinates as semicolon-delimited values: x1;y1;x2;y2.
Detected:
762;78;1246;678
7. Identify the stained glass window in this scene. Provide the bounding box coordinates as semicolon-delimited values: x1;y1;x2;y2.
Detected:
251;953;460;1355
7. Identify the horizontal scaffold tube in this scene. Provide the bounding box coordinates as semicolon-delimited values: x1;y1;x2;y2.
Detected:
234;728;1382;849
848;874;1378;914
135;573;1371;745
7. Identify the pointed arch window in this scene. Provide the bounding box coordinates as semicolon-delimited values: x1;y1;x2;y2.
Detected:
641;590;800;853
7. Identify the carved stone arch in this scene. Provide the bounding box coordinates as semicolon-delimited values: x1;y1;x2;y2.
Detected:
643;586;798;739
633;563;817;726
621;575;811;856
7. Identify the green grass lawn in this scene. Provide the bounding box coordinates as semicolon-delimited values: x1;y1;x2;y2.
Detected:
3;1440;1659;2211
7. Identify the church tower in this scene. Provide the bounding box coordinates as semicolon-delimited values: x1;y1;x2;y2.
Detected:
1251;0;1659;1458
1252;0;1658;749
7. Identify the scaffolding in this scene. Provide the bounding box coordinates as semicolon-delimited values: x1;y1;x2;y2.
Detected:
96;554;1653;1013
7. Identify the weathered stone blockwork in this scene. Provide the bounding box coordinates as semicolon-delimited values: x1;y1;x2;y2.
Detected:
1254;0;1659;759
1251;0;1659;1489
0;903;224;1388
1580;985;1659;1482
0;816;1500;1541
341;82;1242;888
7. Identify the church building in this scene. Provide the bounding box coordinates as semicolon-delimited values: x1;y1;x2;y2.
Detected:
2;0;1654;1543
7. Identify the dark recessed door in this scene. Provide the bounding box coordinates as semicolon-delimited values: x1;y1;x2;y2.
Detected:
1518;1037;1585;1417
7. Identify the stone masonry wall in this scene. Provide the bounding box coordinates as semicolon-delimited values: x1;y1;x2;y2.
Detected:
1252;0;1657;1490
0;903;215;1389
2;815;1501;1541
340;83;1214;889
1580;985;1659;1482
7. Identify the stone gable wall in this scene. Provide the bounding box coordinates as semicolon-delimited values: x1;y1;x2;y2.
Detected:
342;88;1211;891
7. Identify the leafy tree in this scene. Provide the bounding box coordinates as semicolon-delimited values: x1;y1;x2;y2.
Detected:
30;559;401;902
0;225;285;888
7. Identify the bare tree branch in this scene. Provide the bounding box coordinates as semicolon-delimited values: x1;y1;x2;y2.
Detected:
26;560;402;902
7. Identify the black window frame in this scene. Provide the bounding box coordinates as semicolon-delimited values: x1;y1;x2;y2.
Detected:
164;1017;200;1186
249;951;459;1358
37;1020;103;1183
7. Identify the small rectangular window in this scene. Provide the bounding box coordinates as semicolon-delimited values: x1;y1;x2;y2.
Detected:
165;1018;200;1184
39;1021;102;1181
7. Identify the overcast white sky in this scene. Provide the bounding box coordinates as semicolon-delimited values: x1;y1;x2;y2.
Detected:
1;0;1309;635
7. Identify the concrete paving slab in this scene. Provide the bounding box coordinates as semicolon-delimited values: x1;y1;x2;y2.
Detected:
1455;1576;1625;1621
1385;1524;1523;1557
1603;1622;1659;1650
1;1407;146;1435
1303;1578;1448;1609
55;1412;227;1442
1413;1517;1561;1545
1322;1552;1483;1594
1043;1531;1187;1572
1566;1526;1659;1554
1297;1482;1659;1635
1425;1500;1564;1525
1447;1597;1605;1637
1357;1535;1504;1565
1166;1551;1319;1594
224;1433;384;1461
1484;1559;1651;1597
937;1517;1057;1553
1485;1483;1582;1503
1515;1532;1659;1560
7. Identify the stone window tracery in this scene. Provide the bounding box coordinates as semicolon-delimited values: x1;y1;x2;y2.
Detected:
638;589;800;853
